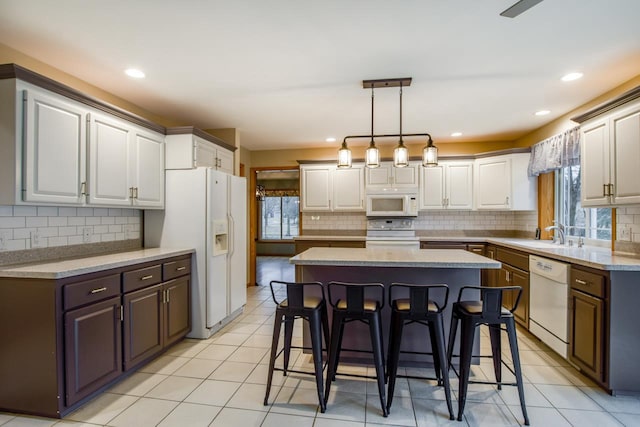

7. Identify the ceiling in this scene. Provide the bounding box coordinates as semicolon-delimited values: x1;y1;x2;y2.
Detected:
1;0;639;151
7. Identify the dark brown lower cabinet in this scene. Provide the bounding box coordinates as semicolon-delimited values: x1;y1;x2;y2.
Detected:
164;276;191;347
569;289;604;381
64;296;122;406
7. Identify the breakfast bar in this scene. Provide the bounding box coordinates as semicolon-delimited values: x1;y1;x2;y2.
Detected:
290;247;501;363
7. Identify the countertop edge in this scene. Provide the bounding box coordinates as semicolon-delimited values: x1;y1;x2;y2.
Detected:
0;248;195;279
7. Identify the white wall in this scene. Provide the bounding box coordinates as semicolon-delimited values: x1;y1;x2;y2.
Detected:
0;205;141;251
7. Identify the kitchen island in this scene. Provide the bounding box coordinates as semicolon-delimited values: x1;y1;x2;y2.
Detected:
290;247;501;364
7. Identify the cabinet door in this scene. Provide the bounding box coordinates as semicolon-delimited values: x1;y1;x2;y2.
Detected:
419;165;445;210
301;166;332;211
611;106;640;205
132;129;164;208
22;88;86;204
446;162;473;209
509;267;529;328
194;139;216;168
216;148;234;174
164;277;191;348
64;296;122;406
483;245;498;288
365;164;392;188
581;119;611;207
475;157;511;209
333;166;364;211
393;164;419;187
569;289;604;382
88;113;132;206
122;284;163;370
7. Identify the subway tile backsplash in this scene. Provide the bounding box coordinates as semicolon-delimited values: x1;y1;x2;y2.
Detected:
302;210;538;232
0;205;141;252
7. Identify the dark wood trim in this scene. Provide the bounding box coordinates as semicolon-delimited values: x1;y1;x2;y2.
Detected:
1;63;166;134
166;126;237;152
571;86;640;124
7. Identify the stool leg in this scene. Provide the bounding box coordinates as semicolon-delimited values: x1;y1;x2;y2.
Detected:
324;311;344;404
457;317;476;422
283;316;294;375
264;310;283;405
427;321;442;386
386;311;404;413
309;310;327;413
321;302;330;356
447;309;459;370
433;314;455;421
369;312;388;417
506;318;530;426
488;324;503;390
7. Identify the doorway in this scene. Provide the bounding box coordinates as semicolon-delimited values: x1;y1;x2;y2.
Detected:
249;166;300;285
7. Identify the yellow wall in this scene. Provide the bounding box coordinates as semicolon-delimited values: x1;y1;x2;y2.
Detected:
0;42;181;127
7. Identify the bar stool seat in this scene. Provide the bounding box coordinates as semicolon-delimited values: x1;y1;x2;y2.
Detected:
324;281;388;417
386;283;455;420
447;285;530;425
264;280;330;413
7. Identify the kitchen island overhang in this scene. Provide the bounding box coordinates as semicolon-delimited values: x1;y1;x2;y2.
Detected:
290;247;501;365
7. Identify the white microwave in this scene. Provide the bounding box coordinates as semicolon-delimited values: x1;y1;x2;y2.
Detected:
366;192;418;217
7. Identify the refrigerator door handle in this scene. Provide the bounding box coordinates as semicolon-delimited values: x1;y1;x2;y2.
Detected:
228;214;234;256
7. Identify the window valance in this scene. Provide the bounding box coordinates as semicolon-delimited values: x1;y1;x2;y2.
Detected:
527;126;581;177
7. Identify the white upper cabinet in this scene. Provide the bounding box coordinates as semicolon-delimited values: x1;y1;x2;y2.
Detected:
131;128;164;208
420;161;473;210
165;131;235;175
580;99;640;207
475;153;536;211
332;165;365;211
300;164;365;212
301;165;332;211
365;162;418;190
22;86;87;205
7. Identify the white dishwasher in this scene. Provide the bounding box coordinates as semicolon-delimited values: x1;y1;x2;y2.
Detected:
529;255;570;358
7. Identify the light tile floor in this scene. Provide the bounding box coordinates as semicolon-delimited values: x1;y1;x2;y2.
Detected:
2;257;640;426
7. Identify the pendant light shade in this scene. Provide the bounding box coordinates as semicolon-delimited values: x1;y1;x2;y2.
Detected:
422;136;438;167
365;87;380;168
337;140;352;168
366;140;380;168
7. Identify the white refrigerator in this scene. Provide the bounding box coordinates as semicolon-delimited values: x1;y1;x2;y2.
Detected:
145;167;247;339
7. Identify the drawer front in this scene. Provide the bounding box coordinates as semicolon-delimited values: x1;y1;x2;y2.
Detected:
64;274;121;310
163;258;192;281
123;265;162;293
467;244;486;255
571;268;605;298
496;247;529;271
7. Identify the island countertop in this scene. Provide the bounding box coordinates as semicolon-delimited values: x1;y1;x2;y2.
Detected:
290;247;501;269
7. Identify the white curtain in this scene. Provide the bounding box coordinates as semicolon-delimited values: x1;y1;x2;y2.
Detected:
527;126;581;177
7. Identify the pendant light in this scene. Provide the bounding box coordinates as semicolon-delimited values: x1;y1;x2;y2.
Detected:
393;83;409;167
337;140;352;168
422;135;438;167
365;87;380;168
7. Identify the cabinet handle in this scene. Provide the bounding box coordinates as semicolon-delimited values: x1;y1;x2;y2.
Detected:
140;275;154;281
575;279;588;285
603;184;608;197
133;187;139;199
80;182;87;196
90;287;107;294
506;196;510;206
608;183;614;197
120;305;124;322
129;187;134;198
176;266;186;271
166;288;170;303
506;271;510;282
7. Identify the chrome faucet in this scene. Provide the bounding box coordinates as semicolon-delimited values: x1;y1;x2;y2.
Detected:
545;221;565;245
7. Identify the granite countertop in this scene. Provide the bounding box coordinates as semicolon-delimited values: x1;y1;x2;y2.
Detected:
290;247;501;269
0;248;195;279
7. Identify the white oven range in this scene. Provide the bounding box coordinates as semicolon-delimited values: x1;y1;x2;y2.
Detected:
365;218;420;249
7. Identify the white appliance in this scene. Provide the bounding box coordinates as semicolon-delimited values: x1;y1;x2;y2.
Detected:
529;255;570;357
145;168;247;339
366;190;418;217
365;218;420;248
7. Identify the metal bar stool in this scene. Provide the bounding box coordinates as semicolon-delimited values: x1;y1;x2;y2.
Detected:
447;286;530;425
386;283;455;419
264;280;330;413
324;281;388;417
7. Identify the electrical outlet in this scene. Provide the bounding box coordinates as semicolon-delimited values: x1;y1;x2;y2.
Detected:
30;230;42;248
620;225;632;241
0;235;6;251
311;215;320;221
82;227;92;243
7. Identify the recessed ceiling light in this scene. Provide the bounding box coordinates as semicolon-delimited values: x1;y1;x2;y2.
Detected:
451;132;462;137
325;137;336;143
535;110;551;116
561;72;583;82
124;68;145;79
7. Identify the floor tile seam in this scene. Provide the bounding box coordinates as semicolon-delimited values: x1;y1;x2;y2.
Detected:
146;376;208;402
70;392;142;426
533;382;609;412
